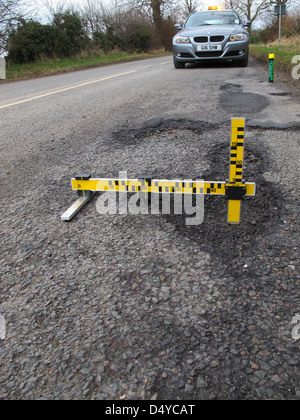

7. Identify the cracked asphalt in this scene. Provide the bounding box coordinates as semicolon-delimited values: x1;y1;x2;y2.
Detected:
0;56;299;400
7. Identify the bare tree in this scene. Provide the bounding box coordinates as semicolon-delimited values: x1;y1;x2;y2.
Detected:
269;0;289;5
79;0;107;35
128;0;177;30
179;0;210;18
39;0;80;23
0;0;27;53
227;0;270;25
181;0;198;17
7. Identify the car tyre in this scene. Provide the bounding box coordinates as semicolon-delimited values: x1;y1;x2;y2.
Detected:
173;56;185;69
236;50;249;67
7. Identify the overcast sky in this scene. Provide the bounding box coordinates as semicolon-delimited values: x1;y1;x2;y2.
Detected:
33;0;217;22
31;0;299;29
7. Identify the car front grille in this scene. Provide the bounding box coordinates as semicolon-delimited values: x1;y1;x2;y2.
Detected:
210;35;225;42
194;36;208;43
194;35;225;43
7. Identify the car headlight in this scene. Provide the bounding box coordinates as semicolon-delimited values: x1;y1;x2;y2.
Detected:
175;36;191;44
229;34;247;42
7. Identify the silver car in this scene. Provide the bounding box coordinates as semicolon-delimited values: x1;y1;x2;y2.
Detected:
173;9;251;68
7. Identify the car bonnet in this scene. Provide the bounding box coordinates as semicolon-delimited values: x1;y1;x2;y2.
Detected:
179;24;246;37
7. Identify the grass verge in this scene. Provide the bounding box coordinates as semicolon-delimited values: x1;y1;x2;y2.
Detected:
250;35;300;87
2;50;171;82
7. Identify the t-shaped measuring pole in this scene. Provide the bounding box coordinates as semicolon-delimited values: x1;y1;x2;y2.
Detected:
226;118;252;224
61;118;256;223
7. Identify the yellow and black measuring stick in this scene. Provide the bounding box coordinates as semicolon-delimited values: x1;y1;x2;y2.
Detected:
61;119;256;223
225;118;255;224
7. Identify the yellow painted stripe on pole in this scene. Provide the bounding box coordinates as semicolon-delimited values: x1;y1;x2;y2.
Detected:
227;200;242;224
231;118;245;129
245;183;256;196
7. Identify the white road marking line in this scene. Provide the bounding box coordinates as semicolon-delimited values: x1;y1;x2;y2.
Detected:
0;70;137;110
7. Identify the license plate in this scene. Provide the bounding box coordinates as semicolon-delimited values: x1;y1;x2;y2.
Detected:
197;45;222;52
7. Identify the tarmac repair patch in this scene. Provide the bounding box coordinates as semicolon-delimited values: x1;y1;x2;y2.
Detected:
219;83;270;114
164;142;282;276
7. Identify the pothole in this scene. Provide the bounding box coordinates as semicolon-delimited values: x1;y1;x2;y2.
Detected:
219;91;270;114
164;143;282;274
111;118;218;148
219;82;270;114
108;119;283;276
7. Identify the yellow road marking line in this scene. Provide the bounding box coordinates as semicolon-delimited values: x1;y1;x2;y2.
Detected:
0;70;137;110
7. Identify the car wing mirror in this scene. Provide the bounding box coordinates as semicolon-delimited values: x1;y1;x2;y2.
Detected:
244;20;252;27
174;23;182;30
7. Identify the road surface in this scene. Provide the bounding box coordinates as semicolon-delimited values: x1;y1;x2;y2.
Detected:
0;56;299;400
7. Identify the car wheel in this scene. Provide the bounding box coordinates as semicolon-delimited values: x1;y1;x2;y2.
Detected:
173;56;185;69
236;50;249;67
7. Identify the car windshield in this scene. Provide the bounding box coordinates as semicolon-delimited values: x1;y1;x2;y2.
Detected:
186;11;241;27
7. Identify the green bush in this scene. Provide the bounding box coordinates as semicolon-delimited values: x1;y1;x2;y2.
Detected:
93;23;152;53
93;26;123;53
5;7;174;64
7;20;59;62
249;32;263;44
7;11;90;63
127;25;152;52
52;11;89;57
